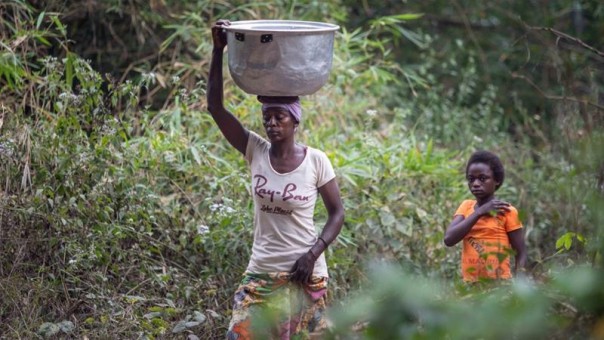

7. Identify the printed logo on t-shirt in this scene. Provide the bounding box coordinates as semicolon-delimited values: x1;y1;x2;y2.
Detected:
253;175;310;215
260;205;293;215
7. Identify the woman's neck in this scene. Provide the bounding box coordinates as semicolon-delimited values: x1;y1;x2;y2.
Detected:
269;140;299;159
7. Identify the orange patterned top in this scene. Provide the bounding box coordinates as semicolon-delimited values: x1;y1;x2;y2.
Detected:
454;200;523;282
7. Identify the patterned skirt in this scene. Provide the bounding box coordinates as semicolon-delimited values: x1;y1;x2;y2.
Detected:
226;272;328;340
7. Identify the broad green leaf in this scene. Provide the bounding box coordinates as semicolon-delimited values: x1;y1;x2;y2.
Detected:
564;236;572;250
380;209;395;227
36;11;45;29
58;320;74;333
191;146;202;165
193;311;207;323
416;207;427;219
555;232;572;250
391;13;424;21
395;217;413;236
38;323;60;337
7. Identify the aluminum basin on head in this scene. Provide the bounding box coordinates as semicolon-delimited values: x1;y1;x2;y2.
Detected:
224;20;340;96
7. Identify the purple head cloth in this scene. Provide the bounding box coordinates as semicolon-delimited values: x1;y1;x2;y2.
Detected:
260;99;302;123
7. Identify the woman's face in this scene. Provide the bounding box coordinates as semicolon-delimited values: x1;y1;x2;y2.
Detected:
262;107;297;143
466;162;499;201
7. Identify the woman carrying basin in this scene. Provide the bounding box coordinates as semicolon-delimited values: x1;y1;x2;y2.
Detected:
207;19;345;339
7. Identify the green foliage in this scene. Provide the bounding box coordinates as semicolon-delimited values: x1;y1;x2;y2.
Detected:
327;264;555;339
327;260;604;339
556;232;586;253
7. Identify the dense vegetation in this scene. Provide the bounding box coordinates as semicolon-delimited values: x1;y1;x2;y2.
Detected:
1;0;602;338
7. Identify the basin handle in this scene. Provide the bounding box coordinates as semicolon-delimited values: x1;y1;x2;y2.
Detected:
260;34;273;43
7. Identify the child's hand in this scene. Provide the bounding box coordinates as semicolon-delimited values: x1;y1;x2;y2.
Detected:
475;199;510;217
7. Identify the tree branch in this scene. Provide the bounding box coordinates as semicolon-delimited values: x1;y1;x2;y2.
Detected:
510;72;604;111
528;26;604;59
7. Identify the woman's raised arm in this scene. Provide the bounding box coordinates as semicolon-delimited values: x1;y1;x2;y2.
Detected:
207;20;249;155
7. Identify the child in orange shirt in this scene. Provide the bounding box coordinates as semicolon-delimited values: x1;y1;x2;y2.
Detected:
444;151;527;282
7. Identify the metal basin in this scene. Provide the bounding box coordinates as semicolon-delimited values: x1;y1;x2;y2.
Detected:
224;20;339;96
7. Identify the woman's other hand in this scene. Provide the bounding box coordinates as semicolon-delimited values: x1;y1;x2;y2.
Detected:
211;20;230;50
290;251;317;284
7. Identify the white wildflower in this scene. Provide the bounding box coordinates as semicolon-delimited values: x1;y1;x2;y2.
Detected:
197;225;210;234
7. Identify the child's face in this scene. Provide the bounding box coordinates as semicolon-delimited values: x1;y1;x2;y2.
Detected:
466;162;499;200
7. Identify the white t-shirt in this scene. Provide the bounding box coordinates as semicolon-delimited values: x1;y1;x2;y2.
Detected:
244;131;336;277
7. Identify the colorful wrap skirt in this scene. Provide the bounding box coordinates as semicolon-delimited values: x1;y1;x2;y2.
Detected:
226;272;328;340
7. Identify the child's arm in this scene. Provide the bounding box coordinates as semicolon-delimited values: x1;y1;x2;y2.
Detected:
508;229;527;275
444;213;483;246
444;199;510;246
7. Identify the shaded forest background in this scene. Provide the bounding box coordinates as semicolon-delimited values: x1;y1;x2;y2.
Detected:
1;0;603;338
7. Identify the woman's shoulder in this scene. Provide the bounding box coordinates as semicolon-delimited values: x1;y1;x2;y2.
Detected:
301;145;334;173
248;131;269;148
249;130;267;143
245;131;269;160
301;144;327;159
